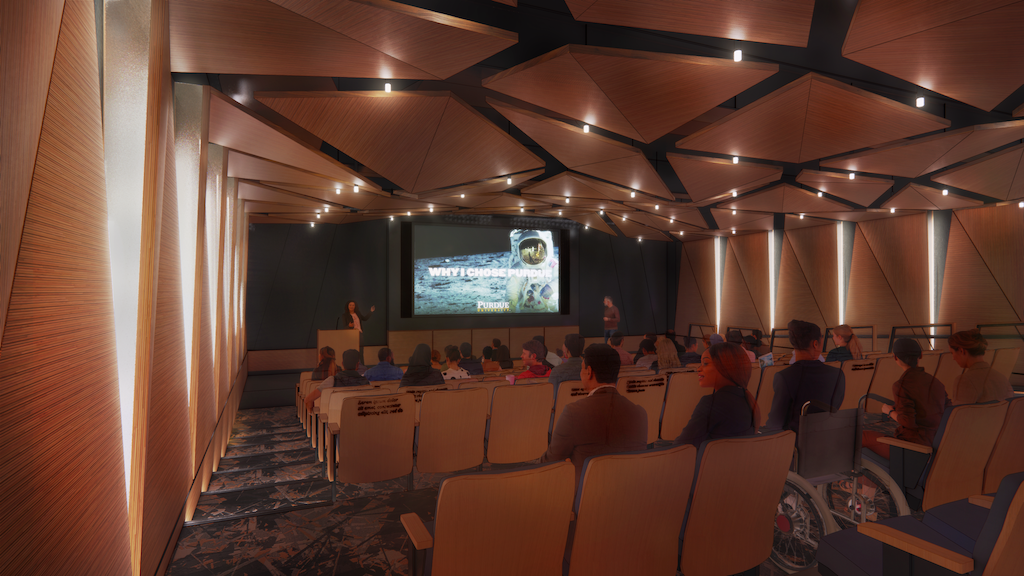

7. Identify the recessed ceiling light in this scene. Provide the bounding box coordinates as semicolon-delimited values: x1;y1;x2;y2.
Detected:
890;208;896;213
638;237;642;243
622;215;627;221
583;124;590;133
799;214;804;219
669;218;674;223
316;213;320;219
407;211;411;216
732;191;737;197
429;206;433;212
942;189;949;196
520;207;524;212
599;210;604;215
818;192;823;197
565;197;570;203
389;216;394;221
310;222;314;227
506;176;512;185
732;229;736;234
460;193;465;198
335;187;341;194
384;83;391;93
732;156;739;164
585;225;589;229
655;204;659;209
558;210;562;215
733;49;742;62
916;97;925;107
1019;201;1024;208
630;191;636;198
354;186;359;193
679;231;684;236
732;210;736;215
849;173;856;180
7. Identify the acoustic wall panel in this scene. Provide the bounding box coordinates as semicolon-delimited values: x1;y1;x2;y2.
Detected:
720;241;765;333
786;224;840;328
843;225;908;339
938;216;1019;330
0;0;132;572
858;213;929;325
729;232;771;333
680;240;715;331
955;205;1024;321
775;235;828;332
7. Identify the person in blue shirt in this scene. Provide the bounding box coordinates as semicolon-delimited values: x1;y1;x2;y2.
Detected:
364;347;403;382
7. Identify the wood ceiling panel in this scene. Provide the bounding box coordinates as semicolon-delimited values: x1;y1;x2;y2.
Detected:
268;183;378;210
227;150;352;191
470;194;552;210
1016;101;1024;117
804;210;916;223
414;169;543;200
843;1;1024;111
937;215;1020;330
209;92;377;191
521;172;622;201
574;155;672;200
521;194;620;211
775;234;828;332
568;213;616;236
685;239;717;326
484;45;776;143
169;0;434;78
796;170;893;206
245;201;322;213
787;225;840;328
932;143;1024;200
729;232;771;333
725;183;849;213
237;181;330;207
926;120;1024;173
621;211;706;235
784;214;835;230
624;202;708;229
842;0;1017;54
269;0;517;80
607;213;670;240
882;184;983;210
678;74;949;163
844;225;909;338
858;212;929;324
666;154;782;203
721;241;765;334
564;0;816;47
709;210;774;232
956;205;1024;320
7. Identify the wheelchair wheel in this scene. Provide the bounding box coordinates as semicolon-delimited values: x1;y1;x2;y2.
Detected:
821;460;911;529
771;472;840;573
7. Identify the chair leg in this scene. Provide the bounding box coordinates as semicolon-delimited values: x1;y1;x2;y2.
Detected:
406;539;424;576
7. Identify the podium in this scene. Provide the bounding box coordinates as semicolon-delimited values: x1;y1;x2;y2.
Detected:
317;329;361;358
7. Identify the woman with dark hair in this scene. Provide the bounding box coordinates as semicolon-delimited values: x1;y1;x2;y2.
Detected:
342;300;375;334
481;346;500;372
311;346;337;380
826;324;864;362
494;344;513;370
948;329;1013;405
675;343;760;447
399;344;444;388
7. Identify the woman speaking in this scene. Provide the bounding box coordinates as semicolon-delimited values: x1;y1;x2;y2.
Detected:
341;301;375;346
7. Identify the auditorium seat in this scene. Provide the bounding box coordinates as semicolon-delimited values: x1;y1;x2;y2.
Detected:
919;352;941;376
933;353;965;399
983;396;1024;494
486;383;553;464
459;378;511;412
415;388;488;474
566;445;696;576
552;380;589;429
323;387;393;482
374;380;401;393
660;372;710;441
314;385;375;459
615;373;668;443
754;365;788;425
402;384;452;423
400;461;575;576
333;392;415;484
840;358;876;411
990;347;1021;381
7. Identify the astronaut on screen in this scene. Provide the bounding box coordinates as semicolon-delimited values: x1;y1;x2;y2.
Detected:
506;229;559;313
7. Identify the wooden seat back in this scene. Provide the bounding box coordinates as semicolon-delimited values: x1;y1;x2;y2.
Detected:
991;347;1021;380
568;445;697;576
923;400;1009;511
487;383;553;464
325;387;387;429
984;397;1024;493
866;356;904;413
933;353;965;399
615;374;668;443
459;378;509;413
979;477;1024;575
375;380;401;393
336;393;415;483
660;372;710;441
430;461;575;575
680;431;796;576
416;388;488;474
840;359;876;411
754;365;788;421
401;383;451;422
553;380;589;426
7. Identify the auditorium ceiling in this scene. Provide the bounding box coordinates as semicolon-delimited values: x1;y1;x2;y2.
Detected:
171;0;1024;241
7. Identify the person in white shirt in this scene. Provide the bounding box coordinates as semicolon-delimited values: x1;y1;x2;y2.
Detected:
441;345;470;380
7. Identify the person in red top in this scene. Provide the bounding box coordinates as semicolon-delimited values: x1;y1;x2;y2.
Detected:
603;296;620;343
514;339;552;381
863;338;951;459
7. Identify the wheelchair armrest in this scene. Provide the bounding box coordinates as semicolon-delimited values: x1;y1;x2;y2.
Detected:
801;399;837;415
877;437;933;454
968;495;995;509
857;523;973;574
401;513;434;550
867;393;894;405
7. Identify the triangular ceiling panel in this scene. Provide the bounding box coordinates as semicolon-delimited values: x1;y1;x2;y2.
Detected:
796;170;893;206
784;214;835;229
209;92;378;191
269;183;378;210
624;202;708;229
666;154;782;203
710;209;775;232
483;45;777;143
621;211;705;234
882;184;983;210
725;183;849;213
414;169;543;200
237;181;330;208
932;143;1024;200
677;74;950;163
227;150;354;191
258;91;543;193
563;0;816;47
569;213;616;236
469;194;552;210
607;212;670;240
488;99;672;199
521;194;622;211
808;210;920;223
521;172;627;202
268;0;517;79
843;0;1024;111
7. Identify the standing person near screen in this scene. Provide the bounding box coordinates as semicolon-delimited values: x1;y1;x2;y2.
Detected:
341;301;375;340
602;297;620;343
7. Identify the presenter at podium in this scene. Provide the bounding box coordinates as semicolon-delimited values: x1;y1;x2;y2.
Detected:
340;301;375;345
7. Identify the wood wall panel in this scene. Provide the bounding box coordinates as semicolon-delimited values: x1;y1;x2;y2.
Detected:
720;241;765;333
858;213;929;325
0;0;63;343
191;189;216;477
844;225;908;340
729;232;771;332
787;225;839;328
937;216;1019;330
680;240;714;330
0;0;132;572
775;235;827;332
956;206;1024;320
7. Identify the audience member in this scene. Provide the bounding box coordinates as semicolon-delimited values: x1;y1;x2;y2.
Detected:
765;320;845;434
603;296;620;343
430;349;443;370
709;333;724;346
675;343;759;447
742;335;760;361
494;343;513;370
458;342;484;375
635;339;658;369
727;330;755;362
651;338;681;373
826;324;864;362
948;329;1013;405
548;334;585;388
633;333;658;363
678;336;701;365
534;335;562;367
364;348;403;381
311;346;337;380
665;328;686;358
305;349;371;409
608;331;633;366
481;346;500;372
400;344;445;387
514;340;552;380
441;345;470;380
542;343;647;485
863;338;950;459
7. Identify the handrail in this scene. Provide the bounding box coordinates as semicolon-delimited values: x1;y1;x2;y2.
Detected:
687;324;717;339
976;323;1024;341
769;328;793;353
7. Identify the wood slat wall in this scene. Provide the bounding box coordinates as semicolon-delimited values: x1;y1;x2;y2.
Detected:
858;213;929;325
0;1;132;572
938;216;1020;330
729;232;771;333
787;225;840;328
720;240;765;333
775;234;828;331
681;239;715;330
843;224;909;341
956;206;1024;320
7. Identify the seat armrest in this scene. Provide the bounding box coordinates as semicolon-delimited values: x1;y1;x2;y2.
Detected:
401;513;434;550
328;423;339;435
857;523;973;574
968;495;995;509
877;437;933;454
312;406;320;415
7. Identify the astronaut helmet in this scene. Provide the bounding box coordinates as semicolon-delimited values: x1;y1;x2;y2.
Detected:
508;229;554;269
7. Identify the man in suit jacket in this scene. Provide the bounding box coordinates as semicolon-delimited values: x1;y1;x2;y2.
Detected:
765;319;845;434
542;343;648;486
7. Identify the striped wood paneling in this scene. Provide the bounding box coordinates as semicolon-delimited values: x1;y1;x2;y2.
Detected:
0;1;132;572
725;183;848;213
666;154;782;204
956;206;1024;320
191;186;216;478
932;143;1024;201
881;184;982;210
787;225;839;328
775;234;827;331
0;0;63;343
721;241;765;333
937;216;1019;330
843;225;908;338
675;243;711;334
683;240;716;330
729;232;771;333
858;213;929;325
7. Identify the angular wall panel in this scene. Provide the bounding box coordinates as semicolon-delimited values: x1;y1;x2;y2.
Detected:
775;234;828;333
844;226;909;342
787;225;839;328
720;241;765;333
681;239;715;331
937;216;1019;330
955;205;1024;321
730;232;771;332
858;213;929;325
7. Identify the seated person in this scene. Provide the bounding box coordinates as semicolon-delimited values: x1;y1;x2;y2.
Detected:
678;336;702;365
311;346;337;380
675;343;759;447
542;343;647;486
633;332;658;364
650;338;681;373
480;345;500;372
634;338;658;369
514;340;552;381
548;334;585;387
725;330;753;363
400;344;445;387
364;347;403;382
430;349;443;370
458;342;484;375
493;339;514;369
441;345;471;380
826;324;864;362
948;329;1013;405
608;331;633;366
534;335;561;367
305;349;371;410
665;328;686;358
742;335;760;361
765;319;846;434
863;338;950;459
